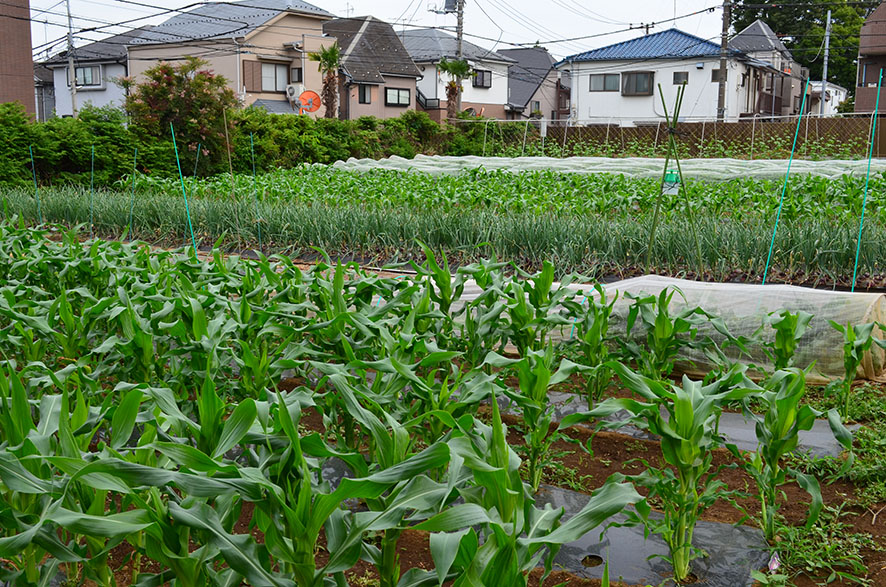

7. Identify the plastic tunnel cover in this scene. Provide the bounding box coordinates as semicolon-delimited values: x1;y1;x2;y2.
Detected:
452;275;886;384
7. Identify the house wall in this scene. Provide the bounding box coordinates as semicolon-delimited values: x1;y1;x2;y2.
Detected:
856;56;886;112
127;13;334;117
415;60;509;118
0;0;35;116
512;69;559;120
564;58;751;124
343;77;417;119
50;62;128;117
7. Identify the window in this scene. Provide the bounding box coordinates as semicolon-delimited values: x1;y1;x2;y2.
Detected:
673;71;688;85
622;72;653;96
531;100;540;113
261;63;288;92
711;68;726;82
551;110;557;120
69;65;101;87
589;73;619;92
385;87;410;106
359;84;371;104
473;69;492;88
290;67;303;83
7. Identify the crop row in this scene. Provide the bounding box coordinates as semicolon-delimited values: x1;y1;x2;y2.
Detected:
0;221;878;585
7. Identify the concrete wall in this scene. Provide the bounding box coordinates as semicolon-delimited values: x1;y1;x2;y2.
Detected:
0;0;35;116
565;58;754;124
343;76;417;119
128;13;334;117
51;62;128;116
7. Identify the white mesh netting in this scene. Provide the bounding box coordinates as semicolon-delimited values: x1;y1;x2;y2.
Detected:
329;155;886;180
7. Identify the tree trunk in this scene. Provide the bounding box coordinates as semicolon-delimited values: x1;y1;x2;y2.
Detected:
445;82;459;123
322;71;337;119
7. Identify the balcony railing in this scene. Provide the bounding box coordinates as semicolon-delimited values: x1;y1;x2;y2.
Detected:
416;88;440;110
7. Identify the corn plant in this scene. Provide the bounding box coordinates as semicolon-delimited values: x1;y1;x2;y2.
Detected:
828;321;886;419
758;309;812;371
413;398;646;587
564;285;617;407
483;346;590;492
733;368;853;543
502;261;573;356
560;361;758;582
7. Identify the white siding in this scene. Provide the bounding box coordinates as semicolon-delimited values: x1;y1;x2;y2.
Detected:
51;62;128;116
420;59;510;106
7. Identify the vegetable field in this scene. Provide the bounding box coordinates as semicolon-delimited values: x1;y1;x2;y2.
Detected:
4;167;886;287
0;221;883;586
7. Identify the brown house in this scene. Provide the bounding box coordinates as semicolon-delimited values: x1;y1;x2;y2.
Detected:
0;0;36;116
128;0;336;117
856;2;886;112
323;16;421;119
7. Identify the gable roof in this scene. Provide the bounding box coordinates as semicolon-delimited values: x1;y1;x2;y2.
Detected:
44;27;150;65
324;16;420;84
130;0;332;46
396;29;515;64
729;19;791;59
559;28;723;63
499;46;555;109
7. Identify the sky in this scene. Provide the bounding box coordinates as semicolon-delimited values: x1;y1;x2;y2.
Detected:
29;0;725;62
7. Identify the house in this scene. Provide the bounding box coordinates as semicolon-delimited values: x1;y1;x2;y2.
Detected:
728;19;805;117
43;28;148;117
34;64;55;122
1;0;36;116
555;28;789;125
323;16;421;119
808;81;848;115
856;2;886;112
397;29;514;121
498;46;562;120
127;0;336;117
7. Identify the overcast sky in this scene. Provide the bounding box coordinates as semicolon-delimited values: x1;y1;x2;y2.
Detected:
30;0;725;61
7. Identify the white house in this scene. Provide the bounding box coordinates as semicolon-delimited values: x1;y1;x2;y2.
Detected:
397;29;514;121
555;28;781;125
43;28;147;116
808;81;848;116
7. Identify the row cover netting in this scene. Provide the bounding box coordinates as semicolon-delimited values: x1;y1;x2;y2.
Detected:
452;275;886;383
329;154;886;180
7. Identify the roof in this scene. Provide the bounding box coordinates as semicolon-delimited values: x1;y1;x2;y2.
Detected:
808;80;849;96
34;63;53;84
324;17;420;83
729;19;791;59
558;28;724;64
396;29;515;64
499;46;555;109
130;0;332;46
251;98;298;113
44;27;149;65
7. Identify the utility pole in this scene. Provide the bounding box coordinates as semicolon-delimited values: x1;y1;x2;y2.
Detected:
717;0;731;121
455;0;465;112
820;9;831;116
65;0;77;117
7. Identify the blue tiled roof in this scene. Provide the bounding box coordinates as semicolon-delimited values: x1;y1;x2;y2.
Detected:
560;29;723;63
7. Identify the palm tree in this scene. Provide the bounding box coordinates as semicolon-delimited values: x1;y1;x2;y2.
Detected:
437;58;471;122
308;43;341;118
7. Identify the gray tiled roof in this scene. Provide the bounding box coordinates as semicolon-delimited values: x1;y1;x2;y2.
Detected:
499;46;554;109
325;16;420;84
396;29;515;64
44;27;150;65
251;98;298;113
729;19;791;59
130;0;332;46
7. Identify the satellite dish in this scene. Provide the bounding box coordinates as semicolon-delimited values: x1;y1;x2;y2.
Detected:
297;90;321;114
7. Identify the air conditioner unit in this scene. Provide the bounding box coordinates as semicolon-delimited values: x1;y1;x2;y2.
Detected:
285;83;305;101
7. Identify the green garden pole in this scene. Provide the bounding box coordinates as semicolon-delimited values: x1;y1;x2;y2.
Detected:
28;145;42;224
851;69;883;292
127;147;137;240
249;132;263;252
89;144;95;237
762;78;811;285
170;123;199;257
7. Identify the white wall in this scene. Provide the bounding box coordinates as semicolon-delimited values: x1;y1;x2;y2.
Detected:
419;59;510;105
564;58;751;124
51;62;127;116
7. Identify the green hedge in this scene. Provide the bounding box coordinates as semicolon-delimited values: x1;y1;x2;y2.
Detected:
0;103;504;188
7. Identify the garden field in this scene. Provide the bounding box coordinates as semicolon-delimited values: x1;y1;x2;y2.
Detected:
5;164;886;287
0;219;884;587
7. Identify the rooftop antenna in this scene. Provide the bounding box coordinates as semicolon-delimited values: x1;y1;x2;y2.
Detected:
345;2;353;17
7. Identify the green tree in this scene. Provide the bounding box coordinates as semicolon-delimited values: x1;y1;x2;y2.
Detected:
308;43;341;119
437;58;472;122
120;56;238;174
731;0;871;95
